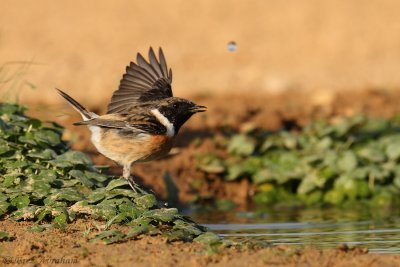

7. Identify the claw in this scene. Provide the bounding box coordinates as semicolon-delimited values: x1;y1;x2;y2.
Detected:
123;163;149;194
127;176;148;194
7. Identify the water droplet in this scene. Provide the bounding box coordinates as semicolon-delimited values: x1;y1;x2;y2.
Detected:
227;41;237;52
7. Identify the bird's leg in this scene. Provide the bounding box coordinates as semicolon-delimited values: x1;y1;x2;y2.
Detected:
122;163;132;180
123;163;147;194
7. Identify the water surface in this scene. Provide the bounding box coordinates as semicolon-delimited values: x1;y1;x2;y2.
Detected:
189;206;400;254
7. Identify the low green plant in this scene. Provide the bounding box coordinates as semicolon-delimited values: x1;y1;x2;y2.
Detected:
0;103;214;244
0;231;11;241
197;114;400;207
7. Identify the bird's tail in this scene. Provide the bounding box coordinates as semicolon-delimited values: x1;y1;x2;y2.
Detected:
56;88;95;121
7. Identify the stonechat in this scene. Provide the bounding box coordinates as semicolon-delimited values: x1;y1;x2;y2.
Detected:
57;47;206;192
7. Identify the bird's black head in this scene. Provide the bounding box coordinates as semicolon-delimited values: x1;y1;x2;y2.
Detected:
158;98;206;133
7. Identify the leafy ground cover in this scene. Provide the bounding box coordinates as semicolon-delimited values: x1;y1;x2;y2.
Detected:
0;103;218;245
197;113;400;207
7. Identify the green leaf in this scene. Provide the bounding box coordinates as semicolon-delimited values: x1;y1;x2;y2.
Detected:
386;142;400;160
370;190;393;206
356;180;370;198
31;180;52;198
196;154;225;173
28;224;53;233
85;170;108;182
2;175;16;187
52;207;69;227
299;190;323;206
90;230;126;245
4;161;29;169
315;137;332;151
349;167;368;180
0;103;24;115
357;144;386;163
69;170;94;187
226;165;245;181
335;175;358;200
11;206;38;221
37;169;58;182
252;169;271;184
280;132;297;149
332;114;365;137
324;190;345;205
173;219;203;236
366;165;390;181
194;232;221;244
106;189;138;199
18;135;37;145
143;208;178;222
34;129;61;146
134;194;157;209
105;213;127;229
394;173;400;189
49;188;83;202
10;195;30;209
127;217;151;228
36;207;51;223
52;151;92;166
118;203;140;218
87;189;107;203
105;179;129;191
0;202;10;216
227;134;256;156
337;151;358;172
91;203;118;220
362;117;389;133
0;231;11;241
0;143;12;155
297;174;317;195
27;148;56;159
126;224;149;238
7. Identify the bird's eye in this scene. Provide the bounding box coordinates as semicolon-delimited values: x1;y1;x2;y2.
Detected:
173;104;178;109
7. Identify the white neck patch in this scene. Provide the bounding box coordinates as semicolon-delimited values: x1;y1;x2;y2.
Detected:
151;109;175;137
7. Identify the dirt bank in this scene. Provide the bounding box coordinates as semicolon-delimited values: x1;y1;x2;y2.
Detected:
1;220;399;267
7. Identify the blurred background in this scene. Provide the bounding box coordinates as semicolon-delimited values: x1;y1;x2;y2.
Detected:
2;0;400;107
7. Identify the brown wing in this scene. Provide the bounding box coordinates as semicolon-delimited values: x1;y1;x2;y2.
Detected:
107;47;173;114
74;112;167;135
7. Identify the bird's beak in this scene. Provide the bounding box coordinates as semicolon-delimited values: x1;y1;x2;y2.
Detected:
190;105;207;113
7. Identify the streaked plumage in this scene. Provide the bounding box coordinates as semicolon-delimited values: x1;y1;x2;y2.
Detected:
57;47;205;192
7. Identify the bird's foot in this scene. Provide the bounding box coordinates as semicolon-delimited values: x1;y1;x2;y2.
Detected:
127;176;148;194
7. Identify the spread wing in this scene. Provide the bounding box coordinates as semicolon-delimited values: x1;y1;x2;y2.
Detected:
74;113;167;135
107;47;173;114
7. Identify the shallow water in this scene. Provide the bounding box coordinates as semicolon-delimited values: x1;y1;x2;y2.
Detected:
189;206;400;254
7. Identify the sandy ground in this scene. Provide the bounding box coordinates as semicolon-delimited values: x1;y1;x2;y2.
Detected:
1;220;400;267
2;1;400;106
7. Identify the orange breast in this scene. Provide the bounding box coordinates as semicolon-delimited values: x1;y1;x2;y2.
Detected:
139;134;175;162
97;129;175;165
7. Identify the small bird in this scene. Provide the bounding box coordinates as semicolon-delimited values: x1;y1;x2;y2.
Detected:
57;47;206;192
